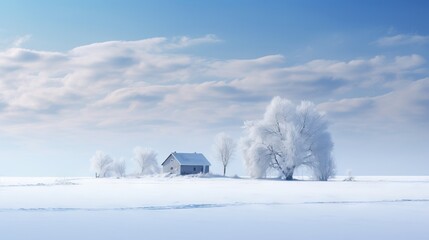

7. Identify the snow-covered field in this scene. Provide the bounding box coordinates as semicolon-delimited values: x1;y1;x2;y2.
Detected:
1;176;429;240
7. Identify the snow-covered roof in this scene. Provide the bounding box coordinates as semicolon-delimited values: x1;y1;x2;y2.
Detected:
162;152;211;166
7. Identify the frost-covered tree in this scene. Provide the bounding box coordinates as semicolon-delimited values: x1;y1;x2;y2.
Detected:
213;132;237;176
241;138;271;178
241;97;335;181
309;132;336;181
112;158;127;178
90;151;114;178
133;147;160;175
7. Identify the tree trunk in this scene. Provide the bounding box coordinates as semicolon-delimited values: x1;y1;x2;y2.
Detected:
223;165;226;176
284;167;295;180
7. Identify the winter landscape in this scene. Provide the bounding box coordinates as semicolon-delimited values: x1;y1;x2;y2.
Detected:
1;1;429;240
1;176;429;240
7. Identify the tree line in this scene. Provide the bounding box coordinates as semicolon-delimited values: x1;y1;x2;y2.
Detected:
90;147;159;178
91;96;335;181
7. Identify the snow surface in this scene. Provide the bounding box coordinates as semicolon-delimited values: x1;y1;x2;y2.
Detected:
1;176;429;240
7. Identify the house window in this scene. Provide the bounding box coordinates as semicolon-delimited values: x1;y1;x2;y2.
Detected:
170;167;173;170
193;167;196;171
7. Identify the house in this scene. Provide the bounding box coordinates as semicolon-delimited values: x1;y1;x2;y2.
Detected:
161;152;211;175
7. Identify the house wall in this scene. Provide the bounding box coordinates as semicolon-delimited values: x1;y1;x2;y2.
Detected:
180;165;209;175
162;155;181;174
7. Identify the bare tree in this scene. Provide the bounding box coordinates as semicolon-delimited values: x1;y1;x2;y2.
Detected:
133;147;160;175
112;158;127;178
90;151;113;178
242;97;335;181
213;132;236;176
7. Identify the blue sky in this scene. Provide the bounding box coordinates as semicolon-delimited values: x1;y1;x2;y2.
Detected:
0;0;428;176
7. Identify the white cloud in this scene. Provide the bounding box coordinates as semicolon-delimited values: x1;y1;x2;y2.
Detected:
12;35;32;47
376;34;429;46
167;34;221;49
0;35;427;137
318;78;429;129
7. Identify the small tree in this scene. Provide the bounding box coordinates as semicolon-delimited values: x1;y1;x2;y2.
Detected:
213;132;236;176
344;169;354;181
112;158;127;178
133;147;159;175
310;132;336;181
90;151;113;178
